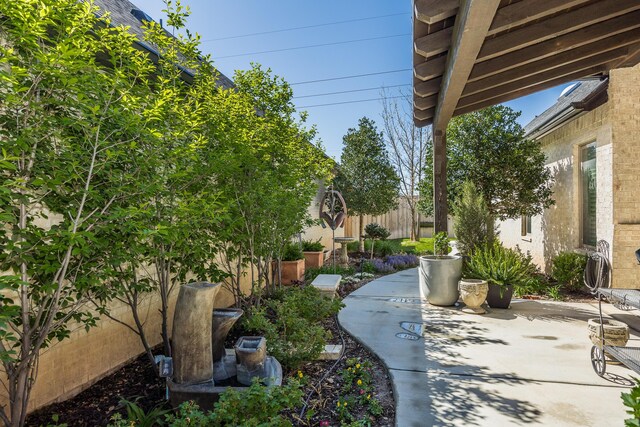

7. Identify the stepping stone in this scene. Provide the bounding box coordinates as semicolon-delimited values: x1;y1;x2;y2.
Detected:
317;344;343;360
311;274;341;299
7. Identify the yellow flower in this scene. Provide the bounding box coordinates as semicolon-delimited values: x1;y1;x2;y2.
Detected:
367;394;371;399
357;379;362;385
356;363;361;369
344;402;347;407
337;401;341;408
297;370;303;378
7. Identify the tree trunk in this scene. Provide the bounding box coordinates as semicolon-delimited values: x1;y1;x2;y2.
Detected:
409;205;417;241
487;214;495;241
358;215;365;252
11;367;30;427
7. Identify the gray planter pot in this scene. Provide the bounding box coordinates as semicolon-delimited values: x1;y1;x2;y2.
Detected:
419;255;463;306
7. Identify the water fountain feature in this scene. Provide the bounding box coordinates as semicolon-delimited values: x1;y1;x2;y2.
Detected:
166;282;282;410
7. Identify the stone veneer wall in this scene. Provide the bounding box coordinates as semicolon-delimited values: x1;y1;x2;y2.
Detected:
609;63;640;289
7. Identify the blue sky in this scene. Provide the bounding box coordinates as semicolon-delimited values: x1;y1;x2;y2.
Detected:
131;0;571;160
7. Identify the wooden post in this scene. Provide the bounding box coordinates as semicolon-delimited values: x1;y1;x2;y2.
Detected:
433;129;448;234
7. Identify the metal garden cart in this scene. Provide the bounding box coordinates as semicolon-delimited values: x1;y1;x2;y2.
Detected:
587;241;640;377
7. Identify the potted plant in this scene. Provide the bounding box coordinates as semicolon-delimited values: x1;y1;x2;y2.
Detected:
419;232;462;306
302;239;325;269
274;243;305;285
465;242;534;308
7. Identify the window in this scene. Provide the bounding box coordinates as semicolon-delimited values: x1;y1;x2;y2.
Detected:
581;143;597;247
131;9;153;23
521;215;532;236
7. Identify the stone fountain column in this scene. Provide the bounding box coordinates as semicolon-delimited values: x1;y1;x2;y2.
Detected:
172;282;220;385
211;308;243;381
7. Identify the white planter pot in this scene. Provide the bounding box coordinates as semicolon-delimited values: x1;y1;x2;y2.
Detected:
419;255;463;306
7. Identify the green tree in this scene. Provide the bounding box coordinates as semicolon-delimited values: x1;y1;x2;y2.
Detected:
92;0;229;368
418;105;554;235
206;64;331;306
0;0;154;424
334;117;400;251
452;180;495;255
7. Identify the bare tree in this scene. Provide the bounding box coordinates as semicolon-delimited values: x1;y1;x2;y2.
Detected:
380;89;431;241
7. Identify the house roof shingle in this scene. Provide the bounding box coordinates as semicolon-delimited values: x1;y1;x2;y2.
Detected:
523;79;607;139
92;0;234;89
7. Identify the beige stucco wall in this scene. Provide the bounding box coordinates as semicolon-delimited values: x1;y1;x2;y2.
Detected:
499;63;640;289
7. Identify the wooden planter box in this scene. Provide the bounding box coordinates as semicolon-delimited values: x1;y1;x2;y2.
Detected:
273;259;305;285
303;251;324;269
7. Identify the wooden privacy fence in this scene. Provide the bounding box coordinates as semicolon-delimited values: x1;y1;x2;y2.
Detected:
343;198;432;240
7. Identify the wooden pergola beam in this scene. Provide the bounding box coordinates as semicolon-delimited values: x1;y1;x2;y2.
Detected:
462;46;630;98
458;60;611;111
455;70;608;116
613;42;640;68
468;12;640;82
414;108;435;121
414;55;447;81
430;0;499;233
414;117;432;127
478;0;640;62
414;77;442;97
414;27;453;58
414;0;458;25
414;94;438;111
488;0;591;36
433;0;500;130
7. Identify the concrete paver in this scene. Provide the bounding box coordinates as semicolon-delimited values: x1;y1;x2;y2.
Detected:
338;268;636;426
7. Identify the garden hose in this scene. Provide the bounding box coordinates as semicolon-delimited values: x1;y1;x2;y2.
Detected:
299;313;347;418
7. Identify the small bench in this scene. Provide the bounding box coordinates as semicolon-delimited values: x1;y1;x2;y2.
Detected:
311;274;341;299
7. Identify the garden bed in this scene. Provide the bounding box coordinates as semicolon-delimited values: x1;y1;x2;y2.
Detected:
26;276;395;427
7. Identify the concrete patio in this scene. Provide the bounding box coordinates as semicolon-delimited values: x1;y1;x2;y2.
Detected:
338;268;638;426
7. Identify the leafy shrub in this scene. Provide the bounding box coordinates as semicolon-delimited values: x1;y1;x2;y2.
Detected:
108;399;170;427
341;272;375;285
433;232;451;256
305;265;354;282
301;239;324;252
374;240;398;257
243;286;344;369
335;358;384;424
465;242;536;289
360;260;375;274
514;274;561;300
165;379;303;427
282;242;304;261
622;378;640;427
453;180;495;255
552;252;587;292
385;254;419;269
364;223;390;240
364;223;392;259
370;259;395;273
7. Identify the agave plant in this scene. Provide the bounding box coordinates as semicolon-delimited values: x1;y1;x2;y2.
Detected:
465;242;535;288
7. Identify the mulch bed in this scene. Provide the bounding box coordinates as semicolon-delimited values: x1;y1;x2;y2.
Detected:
26;276;395;427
